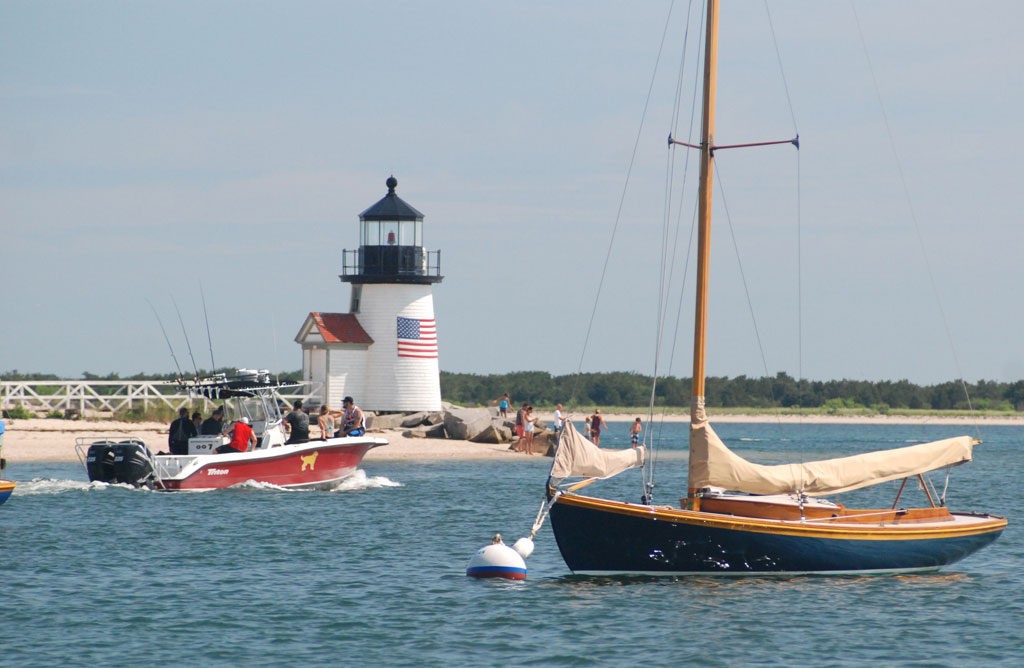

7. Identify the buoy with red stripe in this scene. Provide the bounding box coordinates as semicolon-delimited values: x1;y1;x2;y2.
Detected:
466;533;528;580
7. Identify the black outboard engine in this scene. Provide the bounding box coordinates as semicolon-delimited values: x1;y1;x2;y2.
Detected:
85;441;118;483
111;440;154;486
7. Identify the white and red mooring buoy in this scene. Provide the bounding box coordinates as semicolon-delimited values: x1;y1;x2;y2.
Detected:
466;534;528;580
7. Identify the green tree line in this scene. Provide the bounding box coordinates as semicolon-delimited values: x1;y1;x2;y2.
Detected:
439;370;1024;413
5;369;1024;412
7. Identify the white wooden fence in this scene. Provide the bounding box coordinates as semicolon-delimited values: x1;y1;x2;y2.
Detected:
0;380;324;416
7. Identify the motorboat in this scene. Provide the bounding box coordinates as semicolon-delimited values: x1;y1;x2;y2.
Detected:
75;370;385;491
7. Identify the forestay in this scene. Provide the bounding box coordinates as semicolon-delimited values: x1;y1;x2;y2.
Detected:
688;421;975;496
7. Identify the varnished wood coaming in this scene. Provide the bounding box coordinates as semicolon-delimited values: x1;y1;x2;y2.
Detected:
697;496;955;524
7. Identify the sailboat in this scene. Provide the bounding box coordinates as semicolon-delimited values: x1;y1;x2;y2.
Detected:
544;1;1007;575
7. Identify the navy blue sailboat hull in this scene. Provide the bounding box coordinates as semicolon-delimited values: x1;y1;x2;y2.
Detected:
549;495;1006;575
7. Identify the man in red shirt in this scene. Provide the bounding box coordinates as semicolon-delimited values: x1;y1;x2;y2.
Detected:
217;417;257;454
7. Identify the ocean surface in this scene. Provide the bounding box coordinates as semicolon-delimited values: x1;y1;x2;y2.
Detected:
2;421;1021;667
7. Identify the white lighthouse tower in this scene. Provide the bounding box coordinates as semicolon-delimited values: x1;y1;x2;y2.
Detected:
295;176;443;412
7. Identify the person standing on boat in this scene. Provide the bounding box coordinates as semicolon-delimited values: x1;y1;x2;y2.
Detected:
218;416;256;453
589;409;606;446
340;396;365;437
191;411;202;434
168;406;197;455
200;407;225;435
283;400;310;444
629;417;642;448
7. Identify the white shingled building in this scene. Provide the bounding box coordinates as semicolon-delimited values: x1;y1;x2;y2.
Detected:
295;176;443;412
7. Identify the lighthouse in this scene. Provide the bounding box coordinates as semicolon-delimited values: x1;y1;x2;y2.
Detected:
295;176;444;412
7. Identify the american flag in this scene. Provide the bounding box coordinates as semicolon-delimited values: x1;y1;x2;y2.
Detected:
396;316;438;358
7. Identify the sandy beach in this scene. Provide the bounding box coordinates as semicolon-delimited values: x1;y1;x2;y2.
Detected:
2;413;1021;464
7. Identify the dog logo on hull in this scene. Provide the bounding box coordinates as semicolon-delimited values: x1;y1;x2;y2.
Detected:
300;451;319;471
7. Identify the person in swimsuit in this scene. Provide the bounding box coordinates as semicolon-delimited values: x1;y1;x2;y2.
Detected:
630;417;642;448
318;404;340;440
496;393;512;418
589;409;606;447
522;405;537;455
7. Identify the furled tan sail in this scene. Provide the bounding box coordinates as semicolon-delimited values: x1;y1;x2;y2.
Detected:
688;420;974;496
549;421;644;480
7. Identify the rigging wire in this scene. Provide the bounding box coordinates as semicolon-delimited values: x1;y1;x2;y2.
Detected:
848;2;975;420
200;282;216;372
646;0;703;500
145;298;183;378
171;295;200;378
762;0;803;385
712;162;773;383
572;0;679;385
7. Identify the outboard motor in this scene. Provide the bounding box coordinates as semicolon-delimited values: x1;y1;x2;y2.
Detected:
111;440;154;486
85;441;118;483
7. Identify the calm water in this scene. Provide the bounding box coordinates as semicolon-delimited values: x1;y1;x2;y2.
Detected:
2;422;1021;666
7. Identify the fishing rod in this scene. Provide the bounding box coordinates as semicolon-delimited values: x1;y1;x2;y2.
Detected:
145;297;184;378
199;282;216;372
171;295;200;378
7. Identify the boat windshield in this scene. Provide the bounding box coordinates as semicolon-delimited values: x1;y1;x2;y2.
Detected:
224;397;272;424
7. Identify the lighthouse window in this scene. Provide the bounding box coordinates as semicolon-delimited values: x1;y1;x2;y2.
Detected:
400;221;419;246
363;220;381;246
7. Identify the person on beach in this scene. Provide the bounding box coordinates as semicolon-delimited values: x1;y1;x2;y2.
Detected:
218;416;257;453
283;400;310;444
495;393;512;418
340;396;365;437
522;405;537;455
584;415;591;441
513;404;527;452
200;407;225;436
168;406;197;455
630;417;642;448
318;404;338;440
589;409;606;446
553;403;565;439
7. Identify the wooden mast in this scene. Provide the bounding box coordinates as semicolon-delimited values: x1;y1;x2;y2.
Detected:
690;0;719;425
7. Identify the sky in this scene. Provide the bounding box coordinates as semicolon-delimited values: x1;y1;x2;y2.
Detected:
2;1;1023;385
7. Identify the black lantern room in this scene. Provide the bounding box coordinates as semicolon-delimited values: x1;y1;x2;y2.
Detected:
340;176;443;285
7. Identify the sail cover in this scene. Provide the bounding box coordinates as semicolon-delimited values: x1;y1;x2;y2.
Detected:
549;421;644;481
688;421;974;496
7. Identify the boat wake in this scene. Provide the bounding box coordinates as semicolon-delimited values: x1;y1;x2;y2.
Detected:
12;477;151;495
223;470;402;492
329;469;402;492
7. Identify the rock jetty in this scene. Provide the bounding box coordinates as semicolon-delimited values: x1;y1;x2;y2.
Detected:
363;404;556;456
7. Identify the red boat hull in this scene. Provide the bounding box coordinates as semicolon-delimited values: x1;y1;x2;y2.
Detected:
154;439;383;491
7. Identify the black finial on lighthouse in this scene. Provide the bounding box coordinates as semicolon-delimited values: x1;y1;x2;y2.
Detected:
340;176;443;285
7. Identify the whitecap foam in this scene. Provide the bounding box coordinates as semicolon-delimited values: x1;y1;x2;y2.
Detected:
330;469;402;492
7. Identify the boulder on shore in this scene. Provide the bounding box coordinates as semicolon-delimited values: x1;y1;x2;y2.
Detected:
443;407;493;441
367;412;409;430
402;423;448;439
470;423;513;444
